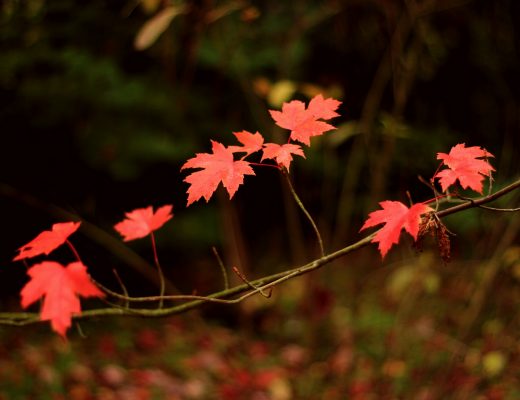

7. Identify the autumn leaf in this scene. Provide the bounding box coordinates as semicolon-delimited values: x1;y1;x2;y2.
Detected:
14;222;81;261
261;143;305;171
181;140;255;205
228;130;264;156
269;100;308;130
360;201;433;258
269;94;341;146
307;94;341;120
288;118;336;146
434;143;494;194
114;205;173;241
21;261;104;337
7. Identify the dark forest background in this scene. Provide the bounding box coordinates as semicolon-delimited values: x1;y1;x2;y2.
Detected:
1;0;519;293
0;1;519;397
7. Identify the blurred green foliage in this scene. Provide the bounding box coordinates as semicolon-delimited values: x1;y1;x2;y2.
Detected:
1;3;519;397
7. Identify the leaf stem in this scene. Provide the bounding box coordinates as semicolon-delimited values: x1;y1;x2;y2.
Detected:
281;168;325;257
249;162;281;170
150;232;166;308
66;240;83;263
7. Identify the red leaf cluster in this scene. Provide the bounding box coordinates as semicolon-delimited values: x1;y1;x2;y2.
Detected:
261;143;305;171
181;141;256;206
13;220;105;336
228;130;264;156
269;94;341;145
434;143;494;193
15;202;174;336
181;94;341;205
361;142;495;258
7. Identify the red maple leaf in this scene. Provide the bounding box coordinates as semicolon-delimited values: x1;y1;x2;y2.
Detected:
181;140;255;206
261;143;305;171
307;94;341;120
114;205;173;241
269;94;341;146
434;143;494;194
360;201;432;258
269;100;308;129
14;222;81;261
228;130;264;157
20;261;104;337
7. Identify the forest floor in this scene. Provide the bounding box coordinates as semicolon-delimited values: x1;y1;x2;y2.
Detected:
1;250;519;399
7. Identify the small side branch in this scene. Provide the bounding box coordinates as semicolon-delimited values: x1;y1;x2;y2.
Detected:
1;177;519;328
112;268;130;309
436;179;520;218
212;247;229;290
233;266;272;298
0;234;376;326
476;205;520;212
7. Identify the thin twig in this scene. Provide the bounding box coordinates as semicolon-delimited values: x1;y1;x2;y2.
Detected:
477;205;520;212
406;191;413;207
112;269;130;309
436;179;520;218
233;266;272;298
455;194;520;212
75;322;87;338
281;168;325;257
150;232;166;309
92;278;125;298
418;175;435;192
212;247;229;290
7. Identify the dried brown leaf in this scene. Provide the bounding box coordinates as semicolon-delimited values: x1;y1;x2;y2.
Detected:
134;6;186;51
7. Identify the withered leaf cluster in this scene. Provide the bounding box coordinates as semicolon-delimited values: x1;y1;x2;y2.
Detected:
415;212;451;263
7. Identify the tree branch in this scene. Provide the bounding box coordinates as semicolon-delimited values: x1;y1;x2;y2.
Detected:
436;179;520;218
1;177;518;328
0;234;375;326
